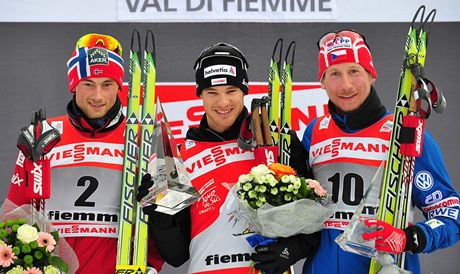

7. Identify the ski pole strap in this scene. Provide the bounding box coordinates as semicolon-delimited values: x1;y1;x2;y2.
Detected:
399;115;425;157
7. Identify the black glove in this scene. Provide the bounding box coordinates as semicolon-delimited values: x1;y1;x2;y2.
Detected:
250;233;320;274
136;173;177;228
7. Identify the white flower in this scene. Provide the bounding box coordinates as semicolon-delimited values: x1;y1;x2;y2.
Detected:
44;265;60;274
238;174;253;183
6;266;24;274
0;239;5;246
16;224;38;244
250;164;273;177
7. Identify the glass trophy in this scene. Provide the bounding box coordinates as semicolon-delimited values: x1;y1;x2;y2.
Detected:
140;98;201;215
335;161;385;258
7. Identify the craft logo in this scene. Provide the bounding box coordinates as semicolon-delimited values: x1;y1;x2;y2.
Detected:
204;65;236;78
88;48;109;66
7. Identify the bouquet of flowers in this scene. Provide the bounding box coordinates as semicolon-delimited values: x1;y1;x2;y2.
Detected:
0;200;74;274
235;163;335;238
0;219;68;274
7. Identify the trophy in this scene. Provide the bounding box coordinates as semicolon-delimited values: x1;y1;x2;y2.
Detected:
335;161;385;258
139;99;200;215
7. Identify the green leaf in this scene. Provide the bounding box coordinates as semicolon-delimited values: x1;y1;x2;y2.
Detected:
50;256;70;273
50;231;60;244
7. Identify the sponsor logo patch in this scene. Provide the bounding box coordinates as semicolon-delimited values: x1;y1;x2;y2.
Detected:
425;190;442;204
325;36;352;52
380;120;393;133
51;121;63;134
425;219;445;229
422;197;460;213
211;77;227;86
414;171;434;191
87;48;109;66
204;64;236;78
185;139;196;150
319;116;331;130
427;207;459;220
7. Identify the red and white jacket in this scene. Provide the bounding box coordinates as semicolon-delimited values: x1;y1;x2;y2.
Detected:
7;115;162;274
180;138;257;274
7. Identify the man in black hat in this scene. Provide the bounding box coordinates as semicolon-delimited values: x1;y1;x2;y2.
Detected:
137;42;319;274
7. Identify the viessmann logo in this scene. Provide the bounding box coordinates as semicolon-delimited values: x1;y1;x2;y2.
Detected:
204;65;236;78
47;142;124;165
311;137;389;159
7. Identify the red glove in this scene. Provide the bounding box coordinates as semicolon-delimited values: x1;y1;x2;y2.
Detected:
361;219;406;254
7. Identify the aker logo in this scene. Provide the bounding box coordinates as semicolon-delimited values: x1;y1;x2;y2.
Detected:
204;64;236;78
87;48;109;66
205;253;251;266
414;171;434;191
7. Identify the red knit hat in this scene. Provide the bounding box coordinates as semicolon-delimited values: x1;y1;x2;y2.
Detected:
67;33;124;93
317;30;377;81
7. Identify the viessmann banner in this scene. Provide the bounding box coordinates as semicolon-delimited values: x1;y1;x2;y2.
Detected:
117;0;337;22
119;82;329;143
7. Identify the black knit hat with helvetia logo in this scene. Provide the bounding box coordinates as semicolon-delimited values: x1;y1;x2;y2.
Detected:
194;42;249;96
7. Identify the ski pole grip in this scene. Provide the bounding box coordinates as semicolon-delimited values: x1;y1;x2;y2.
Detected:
252;106;264;146
260;105;273;146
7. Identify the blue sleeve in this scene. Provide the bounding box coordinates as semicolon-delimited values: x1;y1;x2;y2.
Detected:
301;117;318;162
411;130;460;253
301;117;319;178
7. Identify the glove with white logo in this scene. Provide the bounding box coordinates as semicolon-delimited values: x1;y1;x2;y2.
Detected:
136;173;189;228
136;173;191;267
361;219;426;254
250;233;320;274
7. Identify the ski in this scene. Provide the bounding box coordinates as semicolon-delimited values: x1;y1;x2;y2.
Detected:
116;29;143;272
369;6;445;273
279;41;295;166
267;39;283;147
133;29;157;268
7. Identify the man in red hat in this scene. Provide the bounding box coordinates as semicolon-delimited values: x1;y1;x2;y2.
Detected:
5;33;162;273
298;29;460;274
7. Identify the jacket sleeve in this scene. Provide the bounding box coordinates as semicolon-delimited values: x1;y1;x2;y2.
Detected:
148;207;191;267
5;152;31;207
411;131;460;253
300;118;319;179
289;129;311;178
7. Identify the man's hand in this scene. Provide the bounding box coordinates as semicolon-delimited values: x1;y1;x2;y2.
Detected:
361;219;406;254
250;233;320;274
136;173;176;228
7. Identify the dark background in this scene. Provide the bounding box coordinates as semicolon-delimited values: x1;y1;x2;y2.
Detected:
0;22;459;273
